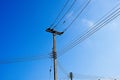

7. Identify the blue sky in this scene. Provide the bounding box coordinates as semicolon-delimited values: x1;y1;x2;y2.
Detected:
0;0;120;80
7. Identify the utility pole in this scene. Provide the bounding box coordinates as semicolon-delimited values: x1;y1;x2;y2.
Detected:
69;72;73;80
46;28;63;80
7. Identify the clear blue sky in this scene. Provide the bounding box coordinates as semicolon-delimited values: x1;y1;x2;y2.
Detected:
0;0;120;80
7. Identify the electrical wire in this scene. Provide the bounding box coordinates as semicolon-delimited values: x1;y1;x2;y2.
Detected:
58;3;120;57
59;2;120;50
57;61;70;80
57;4;120;57
57;2;118;53
53;0;77;29
59;11;120;57
50;0;71;28
58;61;68;75
63;0;91;32
59;9;120;54
0;53;50;64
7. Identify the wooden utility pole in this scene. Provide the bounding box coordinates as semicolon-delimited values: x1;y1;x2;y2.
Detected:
46;28;63;80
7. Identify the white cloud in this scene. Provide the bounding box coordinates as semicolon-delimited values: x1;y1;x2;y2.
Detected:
108;21;119;31
81;19;94;27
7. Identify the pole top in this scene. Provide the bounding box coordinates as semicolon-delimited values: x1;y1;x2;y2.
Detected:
46;28;64;35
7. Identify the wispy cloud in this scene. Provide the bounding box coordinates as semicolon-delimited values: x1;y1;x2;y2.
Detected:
108;20;119;31
81;19;94;27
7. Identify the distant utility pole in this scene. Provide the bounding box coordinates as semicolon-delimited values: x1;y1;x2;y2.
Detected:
46;28;63;80
69;72;73;80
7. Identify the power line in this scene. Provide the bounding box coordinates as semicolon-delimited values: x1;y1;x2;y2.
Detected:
59;2;120;51
58;1;118;52
53;0;77;29
62;11;119;53
61;14;120;57
58;61;68;75
59;10;120;57
58;4;120;57
50;0;71;28
0;53;50;64
58;1;120;49
62;9;119;49
57;61;69;80
58;3;120;57
63;0;91;32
